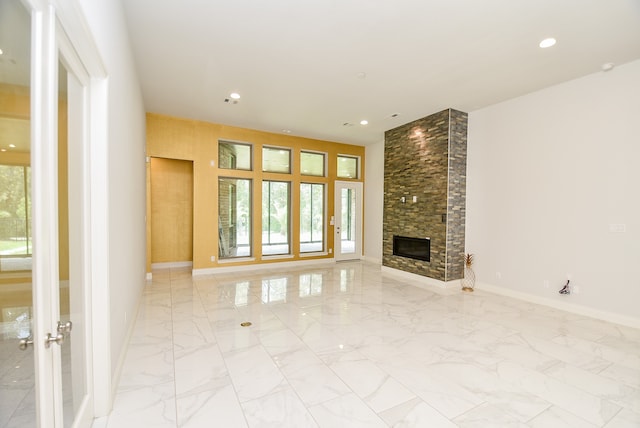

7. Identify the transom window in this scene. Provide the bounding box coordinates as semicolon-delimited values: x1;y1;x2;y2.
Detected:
300;151;325;176
263;147;291;173
337;155;359;179
219;141;252;170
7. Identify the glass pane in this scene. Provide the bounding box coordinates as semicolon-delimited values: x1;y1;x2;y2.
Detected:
262;147;290;173
219;178;252;258
300;151;325;176
300;183;324;253
0;0;35;426
341;188;356;254
60;58;93;428
219;141;252;170
337;155;358;179
262;181;290;255
0;166;32;267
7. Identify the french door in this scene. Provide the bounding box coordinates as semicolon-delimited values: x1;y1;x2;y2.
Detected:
0;1;95;427
334;181;363;261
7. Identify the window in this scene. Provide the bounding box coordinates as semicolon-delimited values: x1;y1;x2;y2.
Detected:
300;151;325;176
0;165;32;272
263;147;291;173
218;178;251;258
262;181;290;255
219;141;252;170
337;155;359;179
300;183;324;253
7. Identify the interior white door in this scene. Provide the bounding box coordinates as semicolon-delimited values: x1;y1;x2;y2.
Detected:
10;3;94;427
334;181;362;261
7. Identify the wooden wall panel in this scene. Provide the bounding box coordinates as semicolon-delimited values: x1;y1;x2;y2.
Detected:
150;157;194;263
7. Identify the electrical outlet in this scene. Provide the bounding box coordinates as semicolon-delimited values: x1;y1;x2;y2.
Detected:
210;255;215;262
543;280;549;288
609;224;626;233
329;248;333;254
496;272;502;280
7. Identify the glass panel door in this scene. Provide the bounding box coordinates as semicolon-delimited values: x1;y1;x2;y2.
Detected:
334;181;362;261
0;0;35;426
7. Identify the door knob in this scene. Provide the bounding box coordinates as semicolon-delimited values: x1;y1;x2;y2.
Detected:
45;332;65;348
19;336;33;351
57;320;73;335
44;321;73;349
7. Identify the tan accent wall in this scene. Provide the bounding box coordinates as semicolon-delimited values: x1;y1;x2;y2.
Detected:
150;157;194;263
146;113;365;272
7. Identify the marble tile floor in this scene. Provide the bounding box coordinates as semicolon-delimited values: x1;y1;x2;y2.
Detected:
93;261;640;428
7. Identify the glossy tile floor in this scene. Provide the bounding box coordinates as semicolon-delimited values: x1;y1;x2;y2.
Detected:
93;262;640;428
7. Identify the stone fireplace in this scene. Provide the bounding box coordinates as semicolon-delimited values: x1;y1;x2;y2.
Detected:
383;108;467;283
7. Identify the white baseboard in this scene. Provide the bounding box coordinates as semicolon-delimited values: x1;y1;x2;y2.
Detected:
476;281;640;330
151;261;193;269
362;256;382;265
192;257;336;276
109;280;145;410
381;266;460;293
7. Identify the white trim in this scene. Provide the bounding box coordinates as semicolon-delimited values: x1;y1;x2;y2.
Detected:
150;261;193;269
261;254;295;261
362;256;381;265
381;266;460;293
88;76;111;417
475;281;640;330
108;280;144;410
299;251;328;258
193;258;335;276
217;257;256;264
30;4;59;425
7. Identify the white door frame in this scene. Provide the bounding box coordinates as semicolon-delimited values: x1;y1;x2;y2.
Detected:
334;181;363;261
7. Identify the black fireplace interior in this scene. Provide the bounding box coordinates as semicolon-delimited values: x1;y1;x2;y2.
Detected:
393;235;430;262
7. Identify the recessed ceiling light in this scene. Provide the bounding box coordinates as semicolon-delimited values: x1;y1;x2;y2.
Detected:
539;38;556;48
601;62;615;72
1;149;6;152
8;144;16;148
229;92;241;100
360;120;368;125
0;48;3;55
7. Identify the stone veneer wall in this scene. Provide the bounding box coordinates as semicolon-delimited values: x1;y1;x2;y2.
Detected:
383;108;467;282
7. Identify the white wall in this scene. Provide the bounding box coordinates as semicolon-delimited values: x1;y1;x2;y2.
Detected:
77;0;147;404
364;140;384;263
467;59;640;324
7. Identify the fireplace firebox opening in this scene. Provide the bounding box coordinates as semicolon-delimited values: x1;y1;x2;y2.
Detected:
393;235;430;262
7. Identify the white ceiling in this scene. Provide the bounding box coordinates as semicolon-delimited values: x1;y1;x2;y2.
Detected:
124;0;640;146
